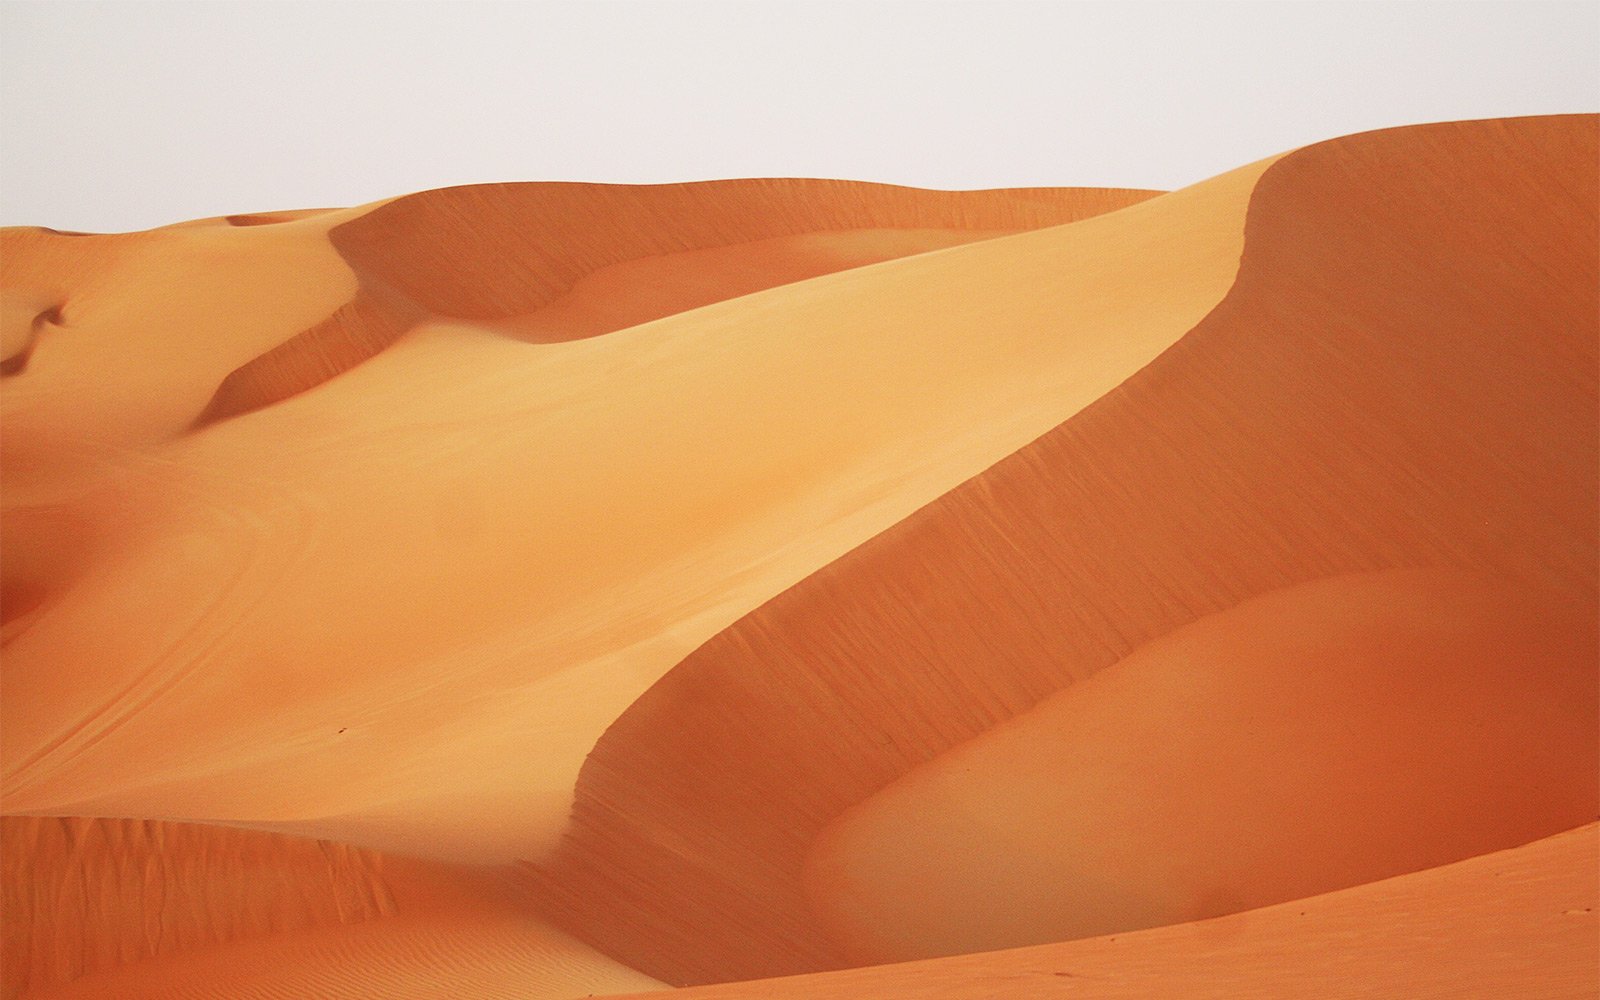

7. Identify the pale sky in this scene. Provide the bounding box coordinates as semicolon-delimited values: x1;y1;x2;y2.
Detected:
1;0;1595;232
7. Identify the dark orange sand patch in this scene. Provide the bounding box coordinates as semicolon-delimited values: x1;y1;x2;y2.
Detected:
528;115;1598;984
806;570;1598;963
610;824;1599;1000
1;816;662;1000
2;116;1592;1000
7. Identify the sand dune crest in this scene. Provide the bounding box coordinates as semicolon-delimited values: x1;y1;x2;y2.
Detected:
530;115;1597;984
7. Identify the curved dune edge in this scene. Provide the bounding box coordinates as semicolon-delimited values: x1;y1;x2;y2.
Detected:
327;178;1157;321
2;815;663;1000
0;161;1264;863
805;570;1599;964
0;212;363;456
3;116;1589;1000
197;180;1157;426
190;224;1016;428
607;824;1599;1000
2;183;1147;644
529;115;1598;984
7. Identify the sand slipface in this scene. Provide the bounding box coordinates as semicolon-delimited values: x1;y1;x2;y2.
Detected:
611;825;1600;1000
2;115;1596;999
0;172;1250;863
204;180;1157;424
805;570;1600;963
530;115;1598;984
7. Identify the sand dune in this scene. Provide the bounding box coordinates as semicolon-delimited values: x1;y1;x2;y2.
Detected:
2;115;1594;998
531;115;1597;984
5;816;397;995
806;570;1598;963
1;167;1255;862
3;817;662;1000
204;180;1155;424
615;824;1600;1000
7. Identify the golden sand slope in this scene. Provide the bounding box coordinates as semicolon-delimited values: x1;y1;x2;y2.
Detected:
199;180;1155;424
0;180;1152;615
3;117;1594;1000
530;115;1598;984
0;171;1253;863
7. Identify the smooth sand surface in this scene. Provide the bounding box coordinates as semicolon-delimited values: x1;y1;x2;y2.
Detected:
613;824;1600;1000
533;116;1597;984
204;180;1153;425
1;171;1250;863
806;570;1599;963
3;116;1594;999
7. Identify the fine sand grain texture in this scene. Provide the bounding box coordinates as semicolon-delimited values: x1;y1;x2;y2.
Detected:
806;570;1599;963
532;115;1597;983
1;816;664;1000
1;172;1249;863
2;115;1595;1000
610;824;1600;1000
203;180;1155;425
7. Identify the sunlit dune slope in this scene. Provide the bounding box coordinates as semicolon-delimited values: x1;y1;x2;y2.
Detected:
0;216;359;453
1;816;663;1000
2;116;1593;1000
205;179;1156;424
0;167;1254;863
0;180;1152;450
608;825;1599;1000
530;115;1598;984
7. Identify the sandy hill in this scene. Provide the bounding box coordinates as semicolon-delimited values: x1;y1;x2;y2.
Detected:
1;115;1594;999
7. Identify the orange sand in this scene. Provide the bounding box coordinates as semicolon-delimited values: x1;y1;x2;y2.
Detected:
2;116;1595;999
806;571;1598;963
1;172;1247;862
618;824;1600;1000
3;816;663;1000
528;115;1598;985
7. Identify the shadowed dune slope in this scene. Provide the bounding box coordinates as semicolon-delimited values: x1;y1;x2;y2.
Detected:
199;180;1156;425
2;816;395;998
807;570;1599;963
608;825;1599;1000
3;181;1153;636
327;179;1155;321
1;816;663;1000
3;117;1592;1000
3;182;1154;437
530;115;1599;984
0;162;1255;864
33;911;667;1000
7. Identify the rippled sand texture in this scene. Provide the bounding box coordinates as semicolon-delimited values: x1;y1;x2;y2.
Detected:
2;115;1595;999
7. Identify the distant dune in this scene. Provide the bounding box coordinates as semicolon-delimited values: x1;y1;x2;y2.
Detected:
208;180;1156;425
1;115;1594;999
